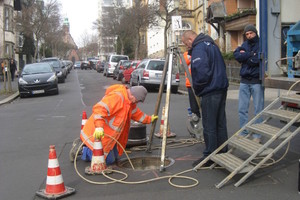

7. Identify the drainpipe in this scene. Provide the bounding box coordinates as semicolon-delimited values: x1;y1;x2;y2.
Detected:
259;0;268;86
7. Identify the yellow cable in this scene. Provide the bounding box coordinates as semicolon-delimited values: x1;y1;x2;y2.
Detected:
73;134;206;188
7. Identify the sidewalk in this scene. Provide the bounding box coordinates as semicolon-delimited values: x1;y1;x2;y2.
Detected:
0;80;19;105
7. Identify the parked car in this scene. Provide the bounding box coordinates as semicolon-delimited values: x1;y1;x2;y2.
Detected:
74;61;81;69
96;60;105;73
130;59;180;93
122;60;141;84
81;61;91;70
18;63;59;98
113;60;132;81
63;60;73;73
40;57;67;83
103;55;129;77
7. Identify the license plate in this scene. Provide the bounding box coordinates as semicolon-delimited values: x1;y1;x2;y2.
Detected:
155;73;162;78
32;90;45;94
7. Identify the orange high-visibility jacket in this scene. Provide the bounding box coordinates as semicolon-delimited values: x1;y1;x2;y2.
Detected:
183;52;192;88
80;84;151;157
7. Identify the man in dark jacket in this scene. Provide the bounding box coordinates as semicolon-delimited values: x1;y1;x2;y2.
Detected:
233;24;264;143
181;30;228;167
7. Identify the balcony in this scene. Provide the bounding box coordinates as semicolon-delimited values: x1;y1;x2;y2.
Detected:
225;9;257;31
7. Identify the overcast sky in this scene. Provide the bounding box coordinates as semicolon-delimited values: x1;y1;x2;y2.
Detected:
59;0;98;47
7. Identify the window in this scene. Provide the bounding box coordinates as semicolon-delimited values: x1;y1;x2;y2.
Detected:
178;21;192;45
5;43;14;57
4;7;13;31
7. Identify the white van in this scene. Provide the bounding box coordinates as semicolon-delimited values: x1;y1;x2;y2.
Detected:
104;55;129;77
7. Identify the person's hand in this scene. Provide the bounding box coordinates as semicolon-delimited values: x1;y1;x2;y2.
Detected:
93;127;104;139
151;115;158;122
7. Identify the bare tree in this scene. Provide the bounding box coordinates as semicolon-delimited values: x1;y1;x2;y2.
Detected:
16;0;62;61
153;0;174;57
129;1;157;59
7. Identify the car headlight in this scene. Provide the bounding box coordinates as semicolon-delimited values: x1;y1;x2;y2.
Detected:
18;77;28;85
47;74;57;82
57;71;62;76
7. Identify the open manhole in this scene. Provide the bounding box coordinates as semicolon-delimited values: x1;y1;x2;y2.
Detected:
117;156;175;170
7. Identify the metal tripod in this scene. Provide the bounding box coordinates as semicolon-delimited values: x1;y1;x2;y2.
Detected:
145;46;201;171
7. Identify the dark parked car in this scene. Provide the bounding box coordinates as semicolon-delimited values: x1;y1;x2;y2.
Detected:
18;63;59;98
122;60;141;84
96;60;105;73
40;57;67;83
81;61;91;70
113;60;132;81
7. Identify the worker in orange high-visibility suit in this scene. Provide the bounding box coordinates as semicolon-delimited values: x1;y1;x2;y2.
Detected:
80;84;158;165
183;51;201;119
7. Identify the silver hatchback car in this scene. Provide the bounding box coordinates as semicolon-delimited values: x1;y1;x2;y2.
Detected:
130;59;180;93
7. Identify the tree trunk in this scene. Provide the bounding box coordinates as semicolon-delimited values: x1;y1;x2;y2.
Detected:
164;25;168;57
134;32;141;60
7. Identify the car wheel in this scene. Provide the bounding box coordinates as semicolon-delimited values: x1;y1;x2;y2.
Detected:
55;87;59;95
19;93;25;98
113;74;116;80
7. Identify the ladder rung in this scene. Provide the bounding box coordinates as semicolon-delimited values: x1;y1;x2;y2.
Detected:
263;109;299;122
229;136;273;156
211;153;254;173
280;95;300;105
246;123;291;139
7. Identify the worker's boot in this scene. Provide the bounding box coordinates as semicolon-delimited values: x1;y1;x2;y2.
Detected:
69;137;83;162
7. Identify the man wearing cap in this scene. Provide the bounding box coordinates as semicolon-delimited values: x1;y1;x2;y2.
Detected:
80;84;158;165
234;24;264;143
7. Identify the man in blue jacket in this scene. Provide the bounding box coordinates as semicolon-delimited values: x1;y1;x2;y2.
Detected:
181;30;229;167
233;24;264;143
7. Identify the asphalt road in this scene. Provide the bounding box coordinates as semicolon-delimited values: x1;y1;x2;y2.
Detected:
0;69;299;200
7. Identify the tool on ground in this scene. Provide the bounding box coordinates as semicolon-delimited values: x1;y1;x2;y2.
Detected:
85;138;112;175
36;145;75;199
154;106;176;138
186;107;203;140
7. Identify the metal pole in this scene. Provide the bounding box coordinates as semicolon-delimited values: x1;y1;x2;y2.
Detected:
177;50;201;110
160;48;174;171
146;53;170;153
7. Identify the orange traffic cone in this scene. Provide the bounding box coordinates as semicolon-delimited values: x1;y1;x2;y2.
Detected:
85;138;112;175
81;111;87;130
36;145;75;199
154;107;176;138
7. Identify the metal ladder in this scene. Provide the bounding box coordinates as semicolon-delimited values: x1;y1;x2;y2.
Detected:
193;94;300;188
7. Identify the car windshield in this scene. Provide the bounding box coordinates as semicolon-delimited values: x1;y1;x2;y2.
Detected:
112;56;128;62
22;63;53;75
41;60;61;68
123;61;131;67
147;61;165;71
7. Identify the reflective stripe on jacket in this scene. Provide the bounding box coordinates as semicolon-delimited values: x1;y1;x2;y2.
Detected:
80;84;151;157
183;52;192;88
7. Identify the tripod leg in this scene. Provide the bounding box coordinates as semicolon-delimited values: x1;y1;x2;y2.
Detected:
160;49;174;171
146;53;170;153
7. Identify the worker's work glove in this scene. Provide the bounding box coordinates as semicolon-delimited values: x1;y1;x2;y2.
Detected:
93;127;104;139
151;115;158;122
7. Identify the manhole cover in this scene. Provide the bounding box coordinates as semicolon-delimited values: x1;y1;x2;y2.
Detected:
117;156;175;170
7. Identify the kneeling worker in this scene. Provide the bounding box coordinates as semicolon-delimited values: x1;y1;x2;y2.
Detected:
80;84;158;165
